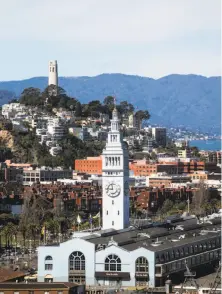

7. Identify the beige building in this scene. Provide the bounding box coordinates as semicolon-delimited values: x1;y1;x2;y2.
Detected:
146;172;191;188
178;149;191;158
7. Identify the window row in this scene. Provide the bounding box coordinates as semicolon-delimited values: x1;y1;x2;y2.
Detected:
110;134;118;142
105;157;121;167
162;249;221;274
65;252;150;274
156;238;221;263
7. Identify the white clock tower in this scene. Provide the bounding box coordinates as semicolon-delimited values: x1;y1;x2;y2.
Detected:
102;106;130;230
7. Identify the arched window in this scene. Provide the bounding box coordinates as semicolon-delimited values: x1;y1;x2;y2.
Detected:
45;256;53;261
135;257;148;272
105;254;121;272
45;256;53;270
69;251;85;271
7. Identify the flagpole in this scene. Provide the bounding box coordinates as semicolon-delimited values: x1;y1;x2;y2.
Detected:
99;210;101;228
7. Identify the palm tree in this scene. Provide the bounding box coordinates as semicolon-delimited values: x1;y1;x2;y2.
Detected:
28;223;40;247
19;220;28;247
2;223;15;247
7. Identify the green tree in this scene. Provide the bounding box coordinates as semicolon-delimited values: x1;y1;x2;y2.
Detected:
118;101;134;116
190;146;200;157
160;199;174;214
103;96;115;106
28;223;40;247
19;87;42;106
135;110;150;121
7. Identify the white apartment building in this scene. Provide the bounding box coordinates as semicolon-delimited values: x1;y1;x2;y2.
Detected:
47;118;66;140
2;103;28;119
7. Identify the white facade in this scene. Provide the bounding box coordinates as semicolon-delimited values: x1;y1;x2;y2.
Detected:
102;107;130;231
37;236;155;287
48;60;58;86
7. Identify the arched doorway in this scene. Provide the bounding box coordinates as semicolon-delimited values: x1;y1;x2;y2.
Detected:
135;257;149;286
68;251;85;284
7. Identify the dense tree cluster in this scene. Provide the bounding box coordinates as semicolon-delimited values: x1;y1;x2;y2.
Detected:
0;86;150;167
18;86;150;123
9;130;104;168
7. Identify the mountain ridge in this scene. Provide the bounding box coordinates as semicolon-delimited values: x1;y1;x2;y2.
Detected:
0;73;220;132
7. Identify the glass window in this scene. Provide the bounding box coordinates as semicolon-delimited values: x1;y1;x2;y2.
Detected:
190;245;194;254
69;251;85;271
45;255;53;261
194;245;198;253
180;248;184;257
172;263;176;270
175;250;180;258
105;254;121;272
165;252;170;261
135;257;149;272
155;266;161;274
160;254;165;262
184;247;189;255
45;264;53;270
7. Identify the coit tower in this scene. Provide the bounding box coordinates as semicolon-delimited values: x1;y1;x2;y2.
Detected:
48;60;58;87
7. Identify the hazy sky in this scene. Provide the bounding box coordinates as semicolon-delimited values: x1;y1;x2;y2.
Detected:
0;0;221;80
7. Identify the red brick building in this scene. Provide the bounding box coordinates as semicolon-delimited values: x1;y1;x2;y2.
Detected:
75;157;220;177
75;156;102;175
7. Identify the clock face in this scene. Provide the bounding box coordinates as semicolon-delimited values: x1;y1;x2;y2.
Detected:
105;182;121;197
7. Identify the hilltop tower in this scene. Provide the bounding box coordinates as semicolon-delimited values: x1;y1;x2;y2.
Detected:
48;60;58;87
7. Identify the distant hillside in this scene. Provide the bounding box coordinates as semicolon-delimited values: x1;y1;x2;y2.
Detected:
0;74;220;132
